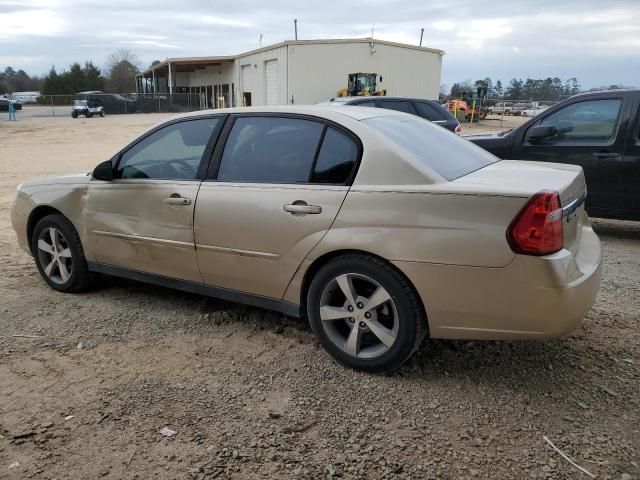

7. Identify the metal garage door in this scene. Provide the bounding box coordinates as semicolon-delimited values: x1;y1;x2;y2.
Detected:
265;60;278;105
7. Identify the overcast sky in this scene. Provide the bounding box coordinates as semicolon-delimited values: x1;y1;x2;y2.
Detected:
1;0;639;89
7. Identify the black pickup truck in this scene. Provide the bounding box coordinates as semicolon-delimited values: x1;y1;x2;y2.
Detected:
467;89;640;221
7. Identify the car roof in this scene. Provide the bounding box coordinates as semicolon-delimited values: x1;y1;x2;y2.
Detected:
173;104;408;122
324;96;438;103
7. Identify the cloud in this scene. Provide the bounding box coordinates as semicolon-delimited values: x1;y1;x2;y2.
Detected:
0;0;638;88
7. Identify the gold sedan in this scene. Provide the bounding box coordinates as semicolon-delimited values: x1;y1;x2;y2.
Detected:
11;106;602;372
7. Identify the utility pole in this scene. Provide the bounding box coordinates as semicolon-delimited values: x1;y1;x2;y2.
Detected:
294;19;298;40
419;28;424;46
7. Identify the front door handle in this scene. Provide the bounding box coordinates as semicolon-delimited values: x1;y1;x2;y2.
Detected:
284;202;322;215
164;194;192;205
592;151;619;159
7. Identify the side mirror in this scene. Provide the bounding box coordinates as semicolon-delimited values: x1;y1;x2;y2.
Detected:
92;160;113;181
528;125;557;142
556;121;573;134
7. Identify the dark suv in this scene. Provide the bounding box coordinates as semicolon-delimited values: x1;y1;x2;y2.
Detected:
319;96;462;134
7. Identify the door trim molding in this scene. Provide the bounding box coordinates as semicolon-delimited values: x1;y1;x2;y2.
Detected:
87;261;301;318
92;230;194;250
196;244;280;260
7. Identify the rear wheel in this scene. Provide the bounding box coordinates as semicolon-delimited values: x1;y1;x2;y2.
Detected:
87;112;93;118
306;254;427;372
100;110;105;117
505;110;511;116
31;214;91;293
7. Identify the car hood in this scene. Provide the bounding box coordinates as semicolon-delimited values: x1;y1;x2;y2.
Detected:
21;172;92;189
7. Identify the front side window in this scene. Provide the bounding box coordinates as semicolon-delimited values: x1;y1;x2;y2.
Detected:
536;99;621;143
217;117;324;183
117;118;219;180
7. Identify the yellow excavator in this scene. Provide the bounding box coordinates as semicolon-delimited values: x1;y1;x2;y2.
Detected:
336;73;387;97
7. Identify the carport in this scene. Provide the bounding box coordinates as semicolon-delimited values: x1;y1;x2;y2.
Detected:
136;56;236;109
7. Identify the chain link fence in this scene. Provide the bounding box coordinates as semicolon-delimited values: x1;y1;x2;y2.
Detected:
17;93;210;118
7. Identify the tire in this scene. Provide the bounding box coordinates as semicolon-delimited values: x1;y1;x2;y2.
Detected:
87;112;93;118
521;112;528;117
306;254;427;373
505;110;511;116
31;214;91;293
488;109;493;115
100;111;105;117
71;111;78;118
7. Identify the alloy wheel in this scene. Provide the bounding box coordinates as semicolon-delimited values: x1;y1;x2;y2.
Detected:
36;227;73;285
319;273;399;359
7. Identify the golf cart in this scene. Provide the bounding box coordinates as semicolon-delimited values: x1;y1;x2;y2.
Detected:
72;99;105;118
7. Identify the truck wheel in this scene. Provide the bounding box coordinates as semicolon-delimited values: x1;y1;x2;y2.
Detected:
71;111;78;118
100;111;105;117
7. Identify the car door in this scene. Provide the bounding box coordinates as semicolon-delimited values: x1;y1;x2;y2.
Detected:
619;94;640;220
85;116;224;282
511;96;628;217
195;114;360;299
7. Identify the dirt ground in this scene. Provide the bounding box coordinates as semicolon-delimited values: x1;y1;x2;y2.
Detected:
0;112;638;480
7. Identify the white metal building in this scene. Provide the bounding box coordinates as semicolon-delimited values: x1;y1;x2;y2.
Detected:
136;38;444;108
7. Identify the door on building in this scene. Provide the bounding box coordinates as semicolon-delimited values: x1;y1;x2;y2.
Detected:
265;60;278;105
241;65;252;106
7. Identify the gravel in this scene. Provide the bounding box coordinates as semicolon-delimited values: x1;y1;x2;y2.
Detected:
0;115;638;479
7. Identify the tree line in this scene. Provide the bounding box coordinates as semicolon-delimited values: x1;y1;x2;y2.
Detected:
0;67;44;94
447;77;582;101
1;50;153;97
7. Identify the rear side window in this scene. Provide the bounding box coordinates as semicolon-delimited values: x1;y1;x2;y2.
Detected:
217;117;324;183
312;128;358;184
413;102;446;121
378;101;415;114
363;115;497;181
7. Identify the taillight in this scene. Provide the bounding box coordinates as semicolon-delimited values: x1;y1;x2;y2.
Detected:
507;190;563;255
455;124;462;135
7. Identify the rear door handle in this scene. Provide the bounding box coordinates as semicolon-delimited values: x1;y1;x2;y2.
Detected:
592;151;619;159
164;194;192;205
284;202;322;214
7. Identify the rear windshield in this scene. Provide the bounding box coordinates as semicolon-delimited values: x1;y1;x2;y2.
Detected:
362;115;498;180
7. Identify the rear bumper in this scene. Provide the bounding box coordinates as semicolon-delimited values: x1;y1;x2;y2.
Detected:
394;224;602;340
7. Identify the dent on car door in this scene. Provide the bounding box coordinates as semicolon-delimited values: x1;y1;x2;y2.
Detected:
85;117;222;281
194;115;360;299
512;97;626;217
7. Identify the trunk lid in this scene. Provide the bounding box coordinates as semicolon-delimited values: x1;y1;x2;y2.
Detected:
455;160;587;253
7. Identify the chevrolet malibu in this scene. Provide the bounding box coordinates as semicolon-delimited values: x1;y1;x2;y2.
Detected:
11;106;602;372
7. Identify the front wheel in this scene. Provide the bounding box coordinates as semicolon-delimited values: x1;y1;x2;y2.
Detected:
31;214;91;293
306;254;427;372
71;111;78;118
87;112;93;118
521;112;528;117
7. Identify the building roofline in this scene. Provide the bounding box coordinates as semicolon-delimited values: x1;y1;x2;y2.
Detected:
236;37;445;58
137;37;444;77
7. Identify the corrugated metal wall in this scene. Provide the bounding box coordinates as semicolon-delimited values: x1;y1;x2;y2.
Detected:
287;41;442;104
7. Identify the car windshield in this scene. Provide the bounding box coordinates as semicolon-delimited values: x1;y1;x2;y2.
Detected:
363;115;498;181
